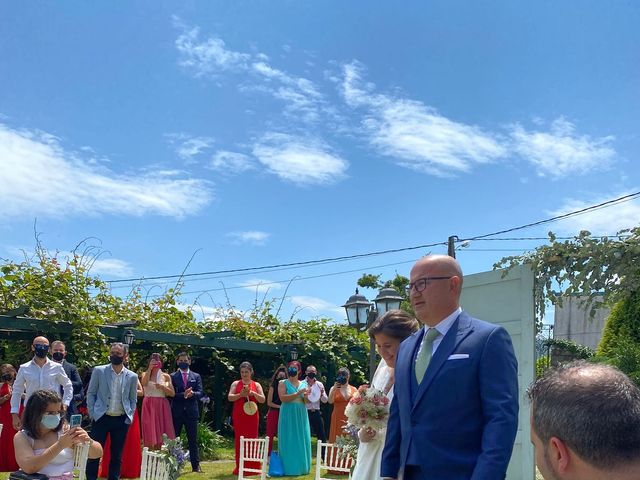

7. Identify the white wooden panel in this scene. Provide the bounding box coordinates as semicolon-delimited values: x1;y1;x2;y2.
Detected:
460;264;535;480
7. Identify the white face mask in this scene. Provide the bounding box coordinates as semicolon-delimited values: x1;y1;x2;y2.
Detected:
41;413;61;430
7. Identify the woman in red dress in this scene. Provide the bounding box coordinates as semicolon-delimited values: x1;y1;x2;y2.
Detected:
0;364;19;472
98;378;143;478
227;361;266;476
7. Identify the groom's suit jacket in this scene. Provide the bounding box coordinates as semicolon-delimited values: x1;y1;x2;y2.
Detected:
381;311;519;480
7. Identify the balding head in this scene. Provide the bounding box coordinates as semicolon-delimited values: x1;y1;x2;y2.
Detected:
408;255;463;326
529;361;640;475
33;336;49;347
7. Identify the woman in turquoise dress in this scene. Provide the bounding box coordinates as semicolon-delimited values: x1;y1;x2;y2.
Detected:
277;363;312;476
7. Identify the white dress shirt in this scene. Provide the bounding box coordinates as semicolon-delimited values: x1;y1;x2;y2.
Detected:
305;380;328;410
421;307;463;356
107;366;126;415
10;357;73;413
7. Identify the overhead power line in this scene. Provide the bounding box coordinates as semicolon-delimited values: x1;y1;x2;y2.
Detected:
104;191;640;286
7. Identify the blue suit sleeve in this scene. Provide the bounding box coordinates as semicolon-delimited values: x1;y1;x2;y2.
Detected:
381;385;401;478
471;326;519;480
192;373;204;400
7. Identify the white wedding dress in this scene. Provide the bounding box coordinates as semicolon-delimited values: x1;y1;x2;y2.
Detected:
351;358;394;480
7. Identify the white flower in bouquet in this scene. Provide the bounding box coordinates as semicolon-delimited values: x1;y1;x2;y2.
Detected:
344;385;390;433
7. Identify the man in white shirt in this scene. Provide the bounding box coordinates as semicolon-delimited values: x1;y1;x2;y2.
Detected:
10;335;73;430
304;365;328;443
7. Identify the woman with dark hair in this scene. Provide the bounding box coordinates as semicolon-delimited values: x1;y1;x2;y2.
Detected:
266;365;287;454
0;363;19;472
13;389;102;479
141;353;175;449
328;366;358;442
351;309;419;480
228;361;266;476
277;362;311;475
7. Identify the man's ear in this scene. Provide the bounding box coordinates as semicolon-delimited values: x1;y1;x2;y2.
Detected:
549;436;571;473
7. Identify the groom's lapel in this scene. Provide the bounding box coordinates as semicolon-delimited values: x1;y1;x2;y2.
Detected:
411;313;473;411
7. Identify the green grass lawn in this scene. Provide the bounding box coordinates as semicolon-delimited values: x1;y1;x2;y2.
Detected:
0;436;545;479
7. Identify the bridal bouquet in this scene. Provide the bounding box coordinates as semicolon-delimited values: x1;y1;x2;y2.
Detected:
344;385;390;432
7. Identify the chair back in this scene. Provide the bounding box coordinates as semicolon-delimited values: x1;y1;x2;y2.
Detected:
238;436;269;480
315;441;353;480
73;442;90;480
140;447;171;480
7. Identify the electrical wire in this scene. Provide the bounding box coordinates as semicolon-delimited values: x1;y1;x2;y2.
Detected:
104;191;640;286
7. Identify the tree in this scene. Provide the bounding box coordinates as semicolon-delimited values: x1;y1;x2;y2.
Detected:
495;228;640;324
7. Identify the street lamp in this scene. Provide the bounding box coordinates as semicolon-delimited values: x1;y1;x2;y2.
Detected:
123;329;135;346
289;346;299;361
343;287;404;379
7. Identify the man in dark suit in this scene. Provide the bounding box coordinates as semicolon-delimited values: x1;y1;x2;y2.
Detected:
51;340;83;417
171;352;204;473
381;255;519;480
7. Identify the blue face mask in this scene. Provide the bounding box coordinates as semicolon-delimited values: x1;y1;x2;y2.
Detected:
288;367;298;377
41;413;60;430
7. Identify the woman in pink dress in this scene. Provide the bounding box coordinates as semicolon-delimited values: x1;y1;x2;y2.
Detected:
141;353;176;449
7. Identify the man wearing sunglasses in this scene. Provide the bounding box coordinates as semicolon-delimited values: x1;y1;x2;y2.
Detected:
382;255;518;480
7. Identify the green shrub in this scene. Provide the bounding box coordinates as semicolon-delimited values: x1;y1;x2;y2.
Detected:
180;423;230;461
535;355;551;378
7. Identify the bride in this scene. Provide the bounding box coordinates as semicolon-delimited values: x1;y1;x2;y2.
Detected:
351;309;420;480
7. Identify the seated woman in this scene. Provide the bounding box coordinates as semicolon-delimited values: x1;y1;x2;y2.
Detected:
13;389;102;480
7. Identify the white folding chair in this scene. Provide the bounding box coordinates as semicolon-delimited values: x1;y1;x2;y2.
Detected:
238;435;269;480
315;441;353;480
0;423;3;437
72;442;90;480
140;447;171;480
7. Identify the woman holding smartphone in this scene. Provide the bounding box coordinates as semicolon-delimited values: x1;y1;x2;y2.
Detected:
141;353;176;449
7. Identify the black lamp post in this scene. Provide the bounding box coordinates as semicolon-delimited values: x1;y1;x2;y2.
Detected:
123;329;135;347
343;287;403;379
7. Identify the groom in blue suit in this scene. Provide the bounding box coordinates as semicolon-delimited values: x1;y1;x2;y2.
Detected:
381;255;519;480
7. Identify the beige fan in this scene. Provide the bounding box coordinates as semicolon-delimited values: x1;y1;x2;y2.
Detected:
243;399;258;415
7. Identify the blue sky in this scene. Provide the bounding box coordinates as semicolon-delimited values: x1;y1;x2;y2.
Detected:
1;1;639;324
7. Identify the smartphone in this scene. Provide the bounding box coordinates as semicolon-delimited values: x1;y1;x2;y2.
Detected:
70;414;82;428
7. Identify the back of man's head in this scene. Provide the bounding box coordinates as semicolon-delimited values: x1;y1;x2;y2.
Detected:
528;361;640;470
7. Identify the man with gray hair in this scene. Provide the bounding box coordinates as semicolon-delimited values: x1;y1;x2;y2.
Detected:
528;361;640;480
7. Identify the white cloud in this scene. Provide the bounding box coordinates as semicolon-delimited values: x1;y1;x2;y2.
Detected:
89;258;134;278
253;133;348;185
175;24;323;121
226;230;271;245
510;117;616;178
290;296;344;316
238;278;283;293
550;192;640;235
0;123;213;219
175;27;250;76
208;150;254;174
167;134;215;162
341;62;507;177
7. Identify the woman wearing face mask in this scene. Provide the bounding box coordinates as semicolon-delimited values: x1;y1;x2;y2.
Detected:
228;361;266;476
13;389;102;479
328;367;358;443
351;309;419;480
265;365;287;455
0;363;19;472
277;362;312;475
141;353;176;449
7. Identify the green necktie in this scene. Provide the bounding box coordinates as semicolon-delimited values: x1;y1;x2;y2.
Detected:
415;328;441;383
